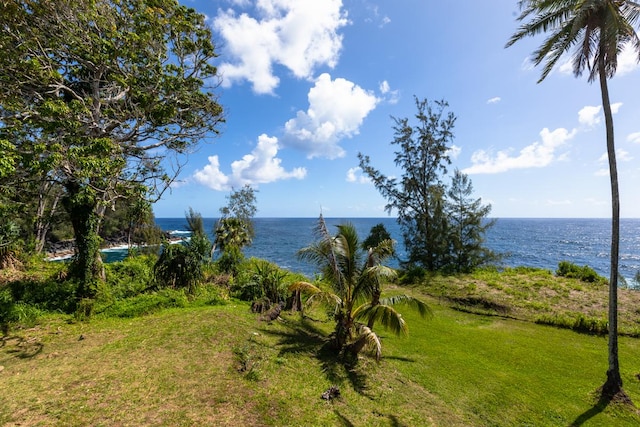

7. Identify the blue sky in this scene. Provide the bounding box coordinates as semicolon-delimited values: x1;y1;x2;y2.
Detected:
154;0;640;218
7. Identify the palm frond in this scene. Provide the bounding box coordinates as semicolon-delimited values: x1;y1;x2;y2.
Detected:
350;325;382;361
379;294;433;319
353;303;408;336
288;281;342;308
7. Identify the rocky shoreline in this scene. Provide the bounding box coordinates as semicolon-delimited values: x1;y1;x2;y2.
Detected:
45;232;185;260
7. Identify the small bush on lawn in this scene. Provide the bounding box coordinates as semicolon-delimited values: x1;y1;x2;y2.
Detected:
556;261;607;285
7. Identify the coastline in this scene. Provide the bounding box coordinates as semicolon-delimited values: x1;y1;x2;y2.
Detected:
45;237;187;261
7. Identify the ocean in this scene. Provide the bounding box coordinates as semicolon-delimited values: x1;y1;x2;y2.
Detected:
146;217;640;285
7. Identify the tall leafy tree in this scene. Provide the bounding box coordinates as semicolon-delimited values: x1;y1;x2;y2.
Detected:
506;0;640;400
0;0;224;295
291;215;430;360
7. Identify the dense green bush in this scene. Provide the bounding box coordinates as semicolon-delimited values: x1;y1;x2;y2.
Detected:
556;261;607;285
233;258;290;305
104;254;156;300
154;234;211;293
8;277;78;313
96;289;189;318
216;245;245;276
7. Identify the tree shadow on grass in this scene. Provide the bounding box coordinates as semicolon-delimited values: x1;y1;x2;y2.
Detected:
570;389;638;426
258;316;369;395
1;335;43;359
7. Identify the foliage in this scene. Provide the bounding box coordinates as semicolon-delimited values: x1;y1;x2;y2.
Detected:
359;97;495;272
445;169;498;273
96;289;189;318
556;261;607;285
213;186;258;256
104;254;157;300
0;0;224;285
8;277;78;314
233;258;290;305
154;236;209;294
215;244;245;276
291;214;430;360
362;223;394;252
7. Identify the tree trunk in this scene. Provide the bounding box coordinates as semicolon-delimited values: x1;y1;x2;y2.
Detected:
598;53;624;399
34;182;60;254
62;181;105;298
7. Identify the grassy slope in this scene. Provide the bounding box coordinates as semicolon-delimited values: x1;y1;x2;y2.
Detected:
2;289;640;426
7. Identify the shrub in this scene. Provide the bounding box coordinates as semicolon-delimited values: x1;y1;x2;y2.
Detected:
154;235;210;293
232;258;290;305
216;245;245;276
96;289;189;318
556;261;607;285
104;254;156;300
8;277;78;313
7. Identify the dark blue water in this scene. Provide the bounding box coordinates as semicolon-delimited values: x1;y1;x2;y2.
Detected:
148;217;640;284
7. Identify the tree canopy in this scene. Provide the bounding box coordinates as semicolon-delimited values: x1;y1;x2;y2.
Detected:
0;0;224;293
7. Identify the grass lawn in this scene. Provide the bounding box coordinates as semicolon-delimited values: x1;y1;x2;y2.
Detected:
2;293;640;426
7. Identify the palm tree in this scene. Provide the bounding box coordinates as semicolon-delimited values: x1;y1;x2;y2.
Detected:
290;215;430;360
506;0;640;399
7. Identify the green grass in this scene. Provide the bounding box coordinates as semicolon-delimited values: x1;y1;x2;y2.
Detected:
1;295;640;426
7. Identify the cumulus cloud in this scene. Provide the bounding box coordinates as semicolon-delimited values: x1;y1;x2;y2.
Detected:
579;103;622;127
282;73;379;159
213;0;349;94
487;97;501;104
193;134;307;191
346;166;370;184
578;105;602;127
463;127;576;174
627;132;640;144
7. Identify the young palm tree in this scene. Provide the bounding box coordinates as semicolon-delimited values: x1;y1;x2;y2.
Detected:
506;0;640;399
290;215;430;360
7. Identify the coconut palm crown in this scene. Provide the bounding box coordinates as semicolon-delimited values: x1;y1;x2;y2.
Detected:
290;214;430;360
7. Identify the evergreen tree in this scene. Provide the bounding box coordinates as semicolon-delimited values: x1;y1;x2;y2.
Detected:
359;98;494;272
445;169;497;273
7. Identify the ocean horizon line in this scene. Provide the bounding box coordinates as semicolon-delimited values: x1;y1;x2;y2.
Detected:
154;216;640;220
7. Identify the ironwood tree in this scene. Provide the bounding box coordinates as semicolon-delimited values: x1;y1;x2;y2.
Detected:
358;97;494;273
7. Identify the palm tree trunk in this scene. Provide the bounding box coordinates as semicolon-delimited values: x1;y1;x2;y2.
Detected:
598;52;623;398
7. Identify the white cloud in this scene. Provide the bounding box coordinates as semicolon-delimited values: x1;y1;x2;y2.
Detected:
447;145;462;160
346;166;370;184
193;134;307;191
616;44;640;76
578;103;622;127
463;127;576;174
486;97;501;104
611;102;623;114
283;73;379;159
213;0;349;94
598;149;633;163
379;80;399;104
578;105;601;127
627;132;640;144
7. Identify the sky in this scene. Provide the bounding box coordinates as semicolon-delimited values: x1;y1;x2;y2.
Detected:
153;0;640;218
